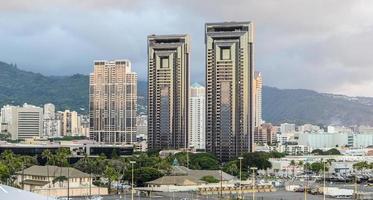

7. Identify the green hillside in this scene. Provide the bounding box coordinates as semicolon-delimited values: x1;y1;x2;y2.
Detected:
1;61;373;125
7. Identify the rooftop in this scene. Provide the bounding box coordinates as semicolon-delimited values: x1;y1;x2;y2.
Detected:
17;165;90;178
0;184;55;200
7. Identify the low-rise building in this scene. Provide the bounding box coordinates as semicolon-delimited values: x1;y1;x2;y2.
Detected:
16;165;108;197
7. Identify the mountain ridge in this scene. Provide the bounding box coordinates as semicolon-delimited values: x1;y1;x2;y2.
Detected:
1;61;373;126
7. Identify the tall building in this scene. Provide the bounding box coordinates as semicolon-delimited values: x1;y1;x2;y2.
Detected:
0;104;43;140
254;123;277;145
188;83;206;150
61;110;79;136
147;34;190;150
43;103;61;138
89;60;137;144
205;21;254;161
43;103;55;119
254;71;263;127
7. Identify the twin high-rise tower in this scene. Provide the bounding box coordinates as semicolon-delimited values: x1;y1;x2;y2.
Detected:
147;35;190;150
205;22;254;161
147;21;254;161
88;21;255;161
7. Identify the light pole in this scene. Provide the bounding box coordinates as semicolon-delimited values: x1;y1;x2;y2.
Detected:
130;161;136;200
304;163;307;200
323;161;326;200
238;157;243;199
250;167;257;200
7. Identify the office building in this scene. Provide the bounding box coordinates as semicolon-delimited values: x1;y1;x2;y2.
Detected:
0;104;43;140
147;34;190;150
254;71;263;127
89;60;137;144
188;83;206;149
205;21;254;161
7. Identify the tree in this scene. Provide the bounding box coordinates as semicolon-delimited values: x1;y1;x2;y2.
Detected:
223;160;239;176
353;161;371;170
311;148;341;155
190;154;219;170
201;175;219;183
325;148;341;155
42;149;55;165
242;152;272;171
310;162;328;173
169;152;220;170
103;166;120;193
311;149;324;155
124;167;163;187
0;163;10;184
290;160;296;176
55;148;71;167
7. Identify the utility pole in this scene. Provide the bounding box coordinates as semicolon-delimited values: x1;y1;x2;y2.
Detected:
250;167;257;200
67;166;70;199
220;164;223;199
323;161;326;200
238;156;243;199
130;161;136;200
304;164;307;200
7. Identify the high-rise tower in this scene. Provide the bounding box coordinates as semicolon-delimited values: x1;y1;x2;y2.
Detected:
147;34;190;150
254;71;263;127
89;60;137;144
205;21;254;161
189;83;206;150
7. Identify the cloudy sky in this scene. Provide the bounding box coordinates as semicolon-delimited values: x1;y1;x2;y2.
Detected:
1;0;373;96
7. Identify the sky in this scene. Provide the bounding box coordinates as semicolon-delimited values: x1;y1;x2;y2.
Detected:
1;0;373;96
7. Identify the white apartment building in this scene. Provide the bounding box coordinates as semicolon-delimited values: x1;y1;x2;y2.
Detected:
298;124;321;133
296;132;373;149
188;83;205;149
43;103;61;137
0;104;43;140
280;123;296;134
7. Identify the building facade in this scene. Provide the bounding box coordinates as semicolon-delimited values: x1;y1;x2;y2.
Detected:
254;71;262;127
0;104;43;140
89;60;137;144
147;34;190;150
188;83;206;149
43;103;61;138
61;110;79;136
205;21;254;161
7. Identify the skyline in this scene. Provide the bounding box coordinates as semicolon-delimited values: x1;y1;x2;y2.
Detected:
1;0;373;97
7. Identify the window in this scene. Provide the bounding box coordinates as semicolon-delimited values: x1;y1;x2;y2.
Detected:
221;47;231;60
161;57;169;68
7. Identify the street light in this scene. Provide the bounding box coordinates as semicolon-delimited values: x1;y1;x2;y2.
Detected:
238;157;243;199
250;167;258;200
130;161;136;200
323;161;326;200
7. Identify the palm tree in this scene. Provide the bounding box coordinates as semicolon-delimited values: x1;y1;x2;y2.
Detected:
290;160;296;177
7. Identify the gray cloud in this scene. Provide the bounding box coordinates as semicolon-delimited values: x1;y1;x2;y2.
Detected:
0;0;373;96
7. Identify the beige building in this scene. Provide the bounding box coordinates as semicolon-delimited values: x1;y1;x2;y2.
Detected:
254;123;277;145
205;21;255;161
147;34;190;150
16;165;107;197
0;104;43;140
61;110;79;136
254;71;263;127
89;60;137;144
